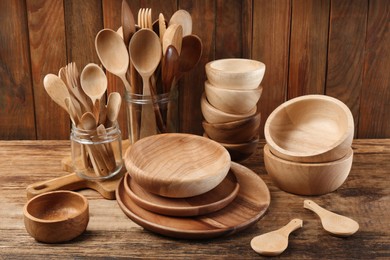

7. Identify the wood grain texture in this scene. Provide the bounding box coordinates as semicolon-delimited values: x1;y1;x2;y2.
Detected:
178;0;215;134
0;0;36;139
288;0;330;98
26;0;70;140
0;139;389;258
326;0;367;138
252;0;291;139
358;0;390;138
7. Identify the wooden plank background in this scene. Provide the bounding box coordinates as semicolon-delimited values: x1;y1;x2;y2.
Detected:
0;0;389;140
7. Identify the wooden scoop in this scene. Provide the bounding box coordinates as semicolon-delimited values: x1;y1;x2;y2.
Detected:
304;200;359;236
251;219;303;256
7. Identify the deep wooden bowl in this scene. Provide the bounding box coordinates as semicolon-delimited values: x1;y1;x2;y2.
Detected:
202;112;261;144
201;93;257;124
124;133;231;198
23;191;89;243
205;58;266;89
205;81;263;114
264;144;353;195
264;95;354;163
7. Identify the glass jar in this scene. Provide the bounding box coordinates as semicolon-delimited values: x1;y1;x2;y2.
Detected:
125;88;178;144
70;123;123;180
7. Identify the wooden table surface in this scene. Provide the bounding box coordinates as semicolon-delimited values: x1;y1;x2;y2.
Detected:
0;139;389;259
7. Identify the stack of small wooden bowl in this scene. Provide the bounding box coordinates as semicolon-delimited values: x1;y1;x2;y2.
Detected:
201;58;266;161
264;95;355;195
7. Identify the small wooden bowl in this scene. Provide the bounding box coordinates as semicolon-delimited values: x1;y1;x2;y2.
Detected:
205;81;263;114
264;144;353;195
124;133;231;198
23;191;89;243
204;133;259;162
202;112;261;144
264;95;354;163
205;58;266;89
201;93;257;124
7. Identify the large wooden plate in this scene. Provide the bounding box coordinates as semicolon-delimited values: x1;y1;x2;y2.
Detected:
124;170;240;217
116;162;271;239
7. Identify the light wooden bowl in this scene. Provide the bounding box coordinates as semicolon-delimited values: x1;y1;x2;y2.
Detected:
205;81;263;114
124;133;231;198
23;191;89;243
264;144;353;195
205;58;266;89
204;133;259;162
202;112;261;144
201;93;257;124
264;95;354;163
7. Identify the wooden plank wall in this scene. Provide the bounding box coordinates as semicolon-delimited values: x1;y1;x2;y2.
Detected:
0;0;389;140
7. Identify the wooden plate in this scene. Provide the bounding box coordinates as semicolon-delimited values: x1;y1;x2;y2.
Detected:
124;170;240;217
116;162;271;239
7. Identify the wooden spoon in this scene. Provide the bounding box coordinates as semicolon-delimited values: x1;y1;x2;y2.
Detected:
129;28;162;137
95;28;131;92
162;45;179;93
158;13;166;42
80;63;107;106
304;200;359;236
43;74;70;112
106;92;122;124
251;219;303;256
121;0;135;46
169;9;192;36
162;24;183;55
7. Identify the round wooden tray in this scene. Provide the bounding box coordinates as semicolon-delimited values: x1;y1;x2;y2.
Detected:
116;162;271;239
124;170;240;217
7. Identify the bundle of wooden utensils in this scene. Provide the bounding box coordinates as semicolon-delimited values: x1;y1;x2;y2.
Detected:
201;58;266;161
95;2;203;142
43;62;123;179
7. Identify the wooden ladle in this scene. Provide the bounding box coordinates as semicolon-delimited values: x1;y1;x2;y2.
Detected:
251;219;303;256
95;28;131;92
129;28;162;137
304;200;359;237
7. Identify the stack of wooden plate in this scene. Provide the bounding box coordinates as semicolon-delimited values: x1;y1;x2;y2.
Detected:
117;133;271;239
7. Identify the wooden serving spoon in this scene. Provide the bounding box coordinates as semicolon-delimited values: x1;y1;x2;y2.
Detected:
251;219;303;256
162;45;179;93
162;24;183;55
169;9;192;36
80;64;107;105
129;28;162;137
43;74;70;112
95;28;131;92
304;200;359;237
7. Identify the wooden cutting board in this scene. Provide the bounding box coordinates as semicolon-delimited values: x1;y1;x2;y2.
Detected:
116;162;271;239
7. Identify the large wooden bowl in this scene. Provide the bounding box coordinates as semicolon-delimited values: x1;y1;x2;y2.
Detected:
23;191;89;243
205;58;266;89
201;93;257;124
264;95;354;163
205;81;263;114
124;133;231;198
202;112;261;144
264;144;353;195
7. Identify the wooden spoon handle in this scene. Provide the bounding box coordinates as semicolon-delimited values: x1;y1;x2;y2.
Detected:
304;199;328;217
26;173;86;200
278;219;303;237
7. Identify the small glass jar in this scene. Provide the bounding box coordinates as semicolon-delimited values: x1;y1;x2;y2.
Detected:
70;123;123;181
125;88;178;144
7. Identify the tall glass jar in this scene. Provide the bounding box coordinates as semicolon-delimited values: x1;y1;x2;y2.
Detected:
70;123;123;180
125;88;178;144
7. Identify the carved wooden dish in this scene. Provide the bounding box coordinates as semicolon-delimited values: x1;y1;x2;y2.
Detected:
264;144;353;195
23;191;89;243
124;133;231;198
116;162;271;239
124;170;240;217
264;95;354;163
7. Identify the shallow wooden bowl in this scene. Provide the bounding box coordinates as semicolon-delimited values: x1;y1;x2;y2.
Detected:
264;144;353;195
264;95;354;163
124;133;231;198
204;134;259;162
202;112;261;144
205;81;263;114
23;191;89;243
201;93;257;124
205;58;266;89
